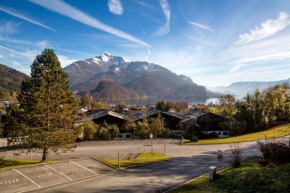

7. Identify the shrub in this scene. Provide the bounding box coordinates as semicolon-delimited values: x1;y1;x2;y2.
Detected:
230;142;243;167
94;127;110;140
217;162;290;193
260;142;290;164
83;125;97;140
109;124;119;139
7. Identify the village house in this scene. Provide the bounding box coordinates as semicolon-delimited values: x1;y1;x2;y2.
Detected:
180;108;229;138
84;108;230;139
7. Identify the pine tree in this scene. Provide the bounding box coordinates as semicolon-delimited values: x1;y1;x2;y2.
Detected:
9;49;79;161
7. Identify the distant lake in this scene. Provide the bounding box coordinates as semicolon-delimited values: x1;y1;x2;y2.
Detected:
105;97;219;106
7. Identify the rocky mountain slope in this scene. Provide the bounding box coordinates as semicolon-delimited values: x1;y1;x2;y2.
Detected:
64;52;213;99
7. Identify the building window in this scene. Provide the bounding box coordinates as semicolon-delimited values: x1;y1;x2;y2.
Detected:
218;132;221;135
223;132;228;135
126;134;131;138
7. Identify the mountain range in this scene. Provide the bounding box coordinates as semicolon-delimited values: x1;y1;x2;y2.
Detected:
64;52;213;100
209;78;290;98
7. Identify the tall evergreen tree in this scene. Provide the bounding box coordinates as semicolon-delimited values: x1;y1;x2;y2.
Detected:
8;49;79;161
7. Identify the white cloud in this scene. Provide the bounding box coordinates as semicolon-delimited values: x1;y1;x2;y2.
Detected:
12;60;23;67
0;54;3;58
155;0;170;36
57;55;77;68
188;21;213;32
235;12;290;45
108;0;123;15
36;40;49;49
253;64;290;72
29;0;149;47
53;47;93;56
0;21;21;35
132;0;156;10
228;64;243;74
0;44;39;61
0;36;32;45
236;51;290;64
0;5;56;31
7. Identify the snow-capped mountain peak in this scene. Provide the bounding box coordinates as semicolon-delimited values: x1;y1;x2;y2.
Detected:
97;52;130;65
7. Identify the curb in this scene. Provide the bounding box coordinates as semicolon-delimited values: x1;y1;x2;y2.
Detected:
124;157;171;169
181;134;290;146
93;156;171;170
92;157;119;170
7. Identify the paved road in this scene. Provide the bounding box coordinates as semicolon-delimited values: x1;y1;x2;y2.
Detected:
17;140;261;193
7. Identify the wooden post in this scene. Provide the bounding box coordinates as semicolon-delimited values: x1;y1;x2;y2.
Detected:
164;144;166;155
118;152;120;169
143;145;145;153
30;150;32;161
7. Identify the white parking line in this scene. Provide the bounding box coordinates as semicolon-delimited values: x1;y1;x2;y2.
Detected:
166;139;171;144
13;169;41;188
128;140;137;146
142;140;148;145
70;161;98;175
153;139;159;145
104;154;114;159
45;165;73;181
120;153;129;159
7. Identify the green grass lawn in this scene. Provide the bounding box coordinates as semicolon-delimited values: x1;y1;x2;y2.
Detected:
183;123;290;145
97;152;169;169
169;159;290;193
0;158;55;170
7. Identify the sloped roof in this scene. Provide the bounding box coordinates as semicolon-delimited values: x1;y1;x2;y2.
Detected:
130;110;160;121
161;111;184;119
86;109;127;120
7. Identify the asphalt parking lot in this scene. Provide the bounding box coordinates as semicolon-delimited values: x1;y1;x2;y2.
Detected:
1;138;264;193
0;158;116;193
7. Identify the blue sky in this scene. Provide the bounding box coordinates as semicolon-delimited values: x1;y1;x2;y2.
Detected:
0;0;290;87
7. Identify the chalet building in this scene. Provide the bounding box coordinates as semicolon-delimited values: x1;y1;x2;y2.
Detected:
85;108;229;139
86;109;127;129
160;112;183;130
180;109;229;138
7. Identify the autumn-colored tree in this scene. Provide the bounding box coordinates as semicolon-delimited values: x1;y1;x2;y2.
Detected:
92;102;105;109
84;94;93;109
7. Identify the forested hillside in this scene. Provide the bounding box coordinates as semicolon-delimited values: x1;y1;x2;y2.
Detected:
0;64;27;99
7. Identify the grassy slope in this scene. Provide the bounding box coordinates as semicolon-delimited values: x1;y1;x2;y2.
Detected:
183;123;290;145
169;160;290;193
97;152;169;169
0;158;55;170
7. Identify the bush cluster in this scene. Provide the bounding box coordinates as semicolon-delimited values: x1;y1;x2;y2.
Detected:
260;142;290;164
217;162;290;193
83;121;119;141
